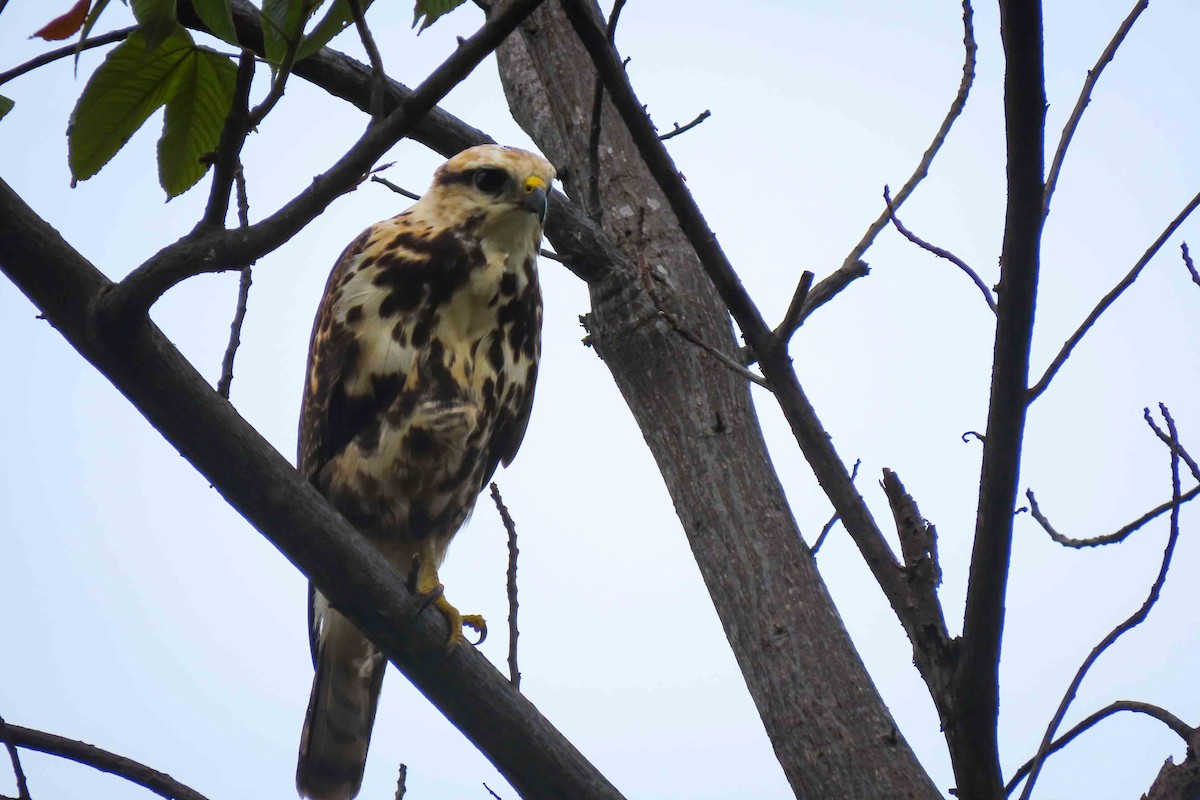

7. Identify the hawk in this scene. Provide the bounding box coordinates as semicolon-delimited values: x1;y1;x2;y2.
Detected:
295;144;554;800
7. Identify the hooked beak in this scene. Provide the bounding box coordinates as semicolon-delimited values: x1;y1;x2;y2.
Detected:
520;176;549;223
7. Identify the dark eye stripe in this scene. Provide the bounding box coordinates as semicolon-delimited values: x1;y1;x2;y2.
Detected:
436;167;509;195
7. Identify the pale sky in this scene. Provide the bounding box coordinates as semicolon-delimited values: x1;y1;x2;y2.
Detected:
2;2;1199;799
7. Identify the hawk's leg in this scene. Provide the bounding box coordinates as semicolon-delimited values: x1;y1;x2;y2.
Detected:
412;548;487;648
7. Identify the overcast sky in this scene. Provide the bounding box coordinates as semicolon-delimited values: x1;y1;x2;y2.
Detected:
3;1;1199;799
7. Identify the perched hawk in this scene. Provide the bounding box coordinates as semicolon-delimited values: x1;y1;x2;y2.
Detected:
295;145;554;800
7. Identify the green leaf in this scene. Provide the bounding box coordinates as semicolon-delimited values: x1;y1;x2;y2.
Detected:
262;0;323;67
131;0;179;52
69;27;193;183
158;48;237;197
0;95;14;122
191;0;239;46
74;0;116;71
412;0;467;32
296;0;375;62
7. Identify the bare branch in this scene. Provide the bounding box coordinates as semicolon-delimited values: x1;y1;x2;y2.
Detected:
1017;405;1186;800
0;27;134;88
839;0;976;278
811;458;859;555
1043;0;1148;219
371;175;422;201
489;482;521;690
1028;188;1200;402
394;764;407;800
584;0;627;223
0;714;31;800
201;49;256;230
1144;404;1200;484
659;110;710;141
1026;485;1200;548
216;167;253;399
2;723;206;800
1182;242;1200;288
955;2;1046;793
103;0;551;321
1005;701;1195;795
346;0;387;120
883;185;996;314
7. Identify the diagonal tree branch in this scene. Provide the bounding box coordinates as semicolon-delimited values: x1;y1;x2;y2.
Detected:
0;178;624;800
1028;188;1200;402
3;723;209;800
0;713;31;800
1043;0;1148;220
1004;700;1194;795
1025;485;1200;548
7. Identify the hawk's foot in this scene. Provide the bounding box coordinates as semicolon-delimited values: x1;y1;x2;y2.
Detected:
412;555;487;648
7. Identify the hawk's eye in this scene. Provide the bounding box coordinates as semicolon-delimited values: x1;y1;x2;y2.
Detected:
471;168;508;195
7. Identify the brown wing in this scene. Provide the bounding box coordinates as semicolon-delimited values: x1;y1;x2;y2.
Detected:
480;253;543;488
298;229;372;482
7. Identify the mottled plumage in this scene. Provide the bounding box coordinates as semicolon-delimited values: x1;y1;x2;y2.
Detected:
296;145;554;800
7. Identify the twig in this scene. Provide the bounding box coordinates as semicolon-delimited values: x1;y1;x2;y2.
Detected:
1183;242;1200;288
0;714;30;800
584;0;626;223
1017;405;1186;800
104;0;551;319
775;271;814;345
216;168;253;399
638;255;770;390
483;783;504;799
838;0;976;282
1;723;209;800
1043;0;1148;220
1145;404;1200;483
1026;485;1200;548
1005;700;1194;795
346;0;386;121
883;185;996;314
743;265;864;366
489;482;521;690
201;48;256;230
811;458;859;555
0;26;134;87
1028;187;1200;402
394;763;407;800
247;3;309;128
371;175;422;201
659;110;710;141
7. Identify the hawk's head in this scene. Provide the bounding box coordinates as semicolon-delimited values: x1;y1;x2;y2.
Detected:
422;145;555;240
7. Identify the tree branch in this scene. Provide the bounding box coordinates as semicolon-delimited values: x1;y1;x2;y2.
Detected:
346;0;386;120
659;110;710;141
884;185;996;314
838;0;976;281
955;1;1045;794
1016;406;1186;800
1004;700;1195;795
2;723;208;800
1043;0;1148;220
0;178;625;800
488;482;521;690
0;714;31;800
1025;485;1200;548
0;27;134;88
103;0;550;321
1028;188;1200;402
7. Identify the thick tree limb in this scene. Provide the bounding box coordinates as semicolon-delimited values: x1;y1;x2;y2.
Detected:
501;2;943;797
3;724;209;800
0;179;624;800
954;2;1046;796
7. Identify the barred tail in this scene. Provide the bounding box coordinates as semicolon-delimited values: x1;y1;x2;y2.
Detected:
297;603;386;800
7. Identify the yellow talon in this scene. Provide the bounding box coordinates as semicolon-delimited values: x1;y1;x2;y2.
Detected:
412;554;486;648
